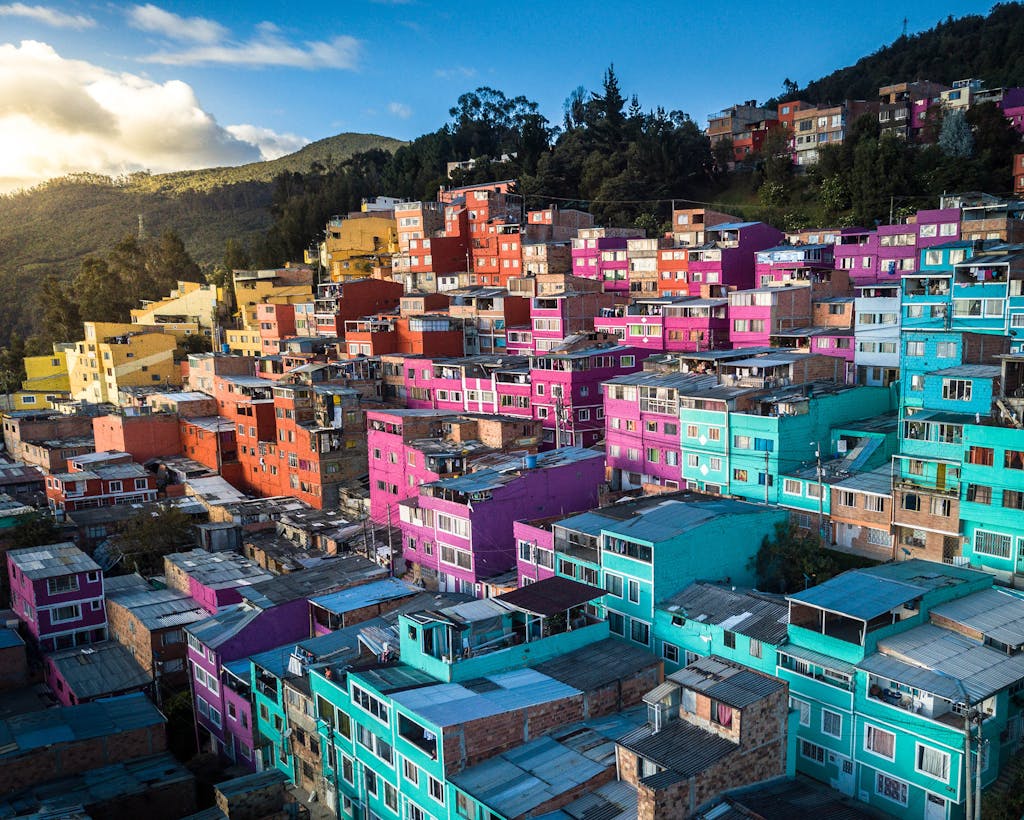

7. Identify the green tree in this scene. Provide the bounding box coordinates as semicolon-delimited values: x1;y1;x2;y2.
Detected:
750;521;839;593
37;275;82;345
73;257;128;323
109;504;197;576
9;512;62;548
146;229;203;294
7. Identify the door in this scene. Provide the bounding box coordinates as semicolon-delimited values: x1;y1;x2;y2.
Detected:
835;755;855;796
925;793;947;820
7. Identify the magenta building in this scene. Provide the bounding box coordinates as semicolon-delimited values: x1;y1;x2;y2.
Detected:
595;296;731;353
571;228;644;293
604;371;718;490
7;542;106;652
185;557;386;767
164;549;275;615
686;222;784;295
398;447;605;594
513;518;558;586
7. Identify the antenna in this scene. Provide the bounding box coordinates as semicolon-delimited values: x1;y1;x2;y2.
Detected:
902;17;908;37
137;214;146;240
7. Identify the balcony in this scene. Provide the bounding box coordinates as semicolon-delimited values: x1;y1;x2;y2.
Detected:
866;676;961;728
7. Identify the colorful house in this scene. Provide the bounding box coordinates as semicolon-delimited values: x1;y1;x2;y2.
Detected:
7;542;106;652
399;446;605;593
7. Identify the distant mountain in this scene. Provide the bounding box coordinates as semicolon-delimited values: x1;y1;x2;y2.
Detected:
0;133;404;340
791;3;1024;104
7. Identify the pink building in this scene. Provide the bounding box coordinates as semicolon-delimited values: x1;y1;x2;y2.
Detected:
754;244;835;287
7;543;106;652
604;371;718;490
366;409;542;523
727;286;813;348
398;447;605;593
164;549;274;614
257;303;297;356
834;208;960;284
44;640;150;706
686;222;784;295
529;342;652;447
513;518;557;586
529;285;624;352
595;296;730;353
571;228;644;293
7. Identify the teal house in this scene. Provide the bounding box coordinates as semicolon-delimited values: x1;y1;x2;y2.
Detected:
518;493;787;662
781;560;1024;820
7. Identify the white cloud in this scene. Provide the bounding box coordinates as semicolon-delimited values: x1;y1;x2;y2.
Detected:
226;124;309;160
388;101;412;119
434;66;476;80
0;40;303;193
0;3;94;28
127;4;227;44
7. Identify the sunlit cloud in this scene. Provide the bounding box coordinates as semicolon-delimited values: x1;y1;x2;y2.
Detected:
388;101;412;119
0;3;94;29
127;4;227;44
435;66;476;80
226;124;309;160
0;41;304;193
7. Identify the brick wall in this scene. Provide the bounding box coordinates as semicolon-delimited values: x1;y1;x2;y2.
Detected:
83;770;196;820
0;643;28;690
0;723;166;793
215;779;288;820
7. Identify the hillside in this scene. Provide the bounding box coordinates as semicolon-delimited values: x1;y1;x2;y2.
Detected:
0;133;404;339
792;2;1024;103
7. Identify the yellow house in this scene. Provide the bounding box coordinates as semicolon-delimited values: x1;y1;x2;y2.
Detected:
12;345;73;410
130;281;224;342
321;214;399;282
232;269;314;330
223;329;263;357
66;322;180;404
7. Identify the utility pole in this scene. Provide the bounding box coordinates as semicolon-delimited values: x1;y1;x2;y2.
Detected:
764;449;770;504
813;442;824;538
386;503;395;576
964;702;973;820
975;712;983;820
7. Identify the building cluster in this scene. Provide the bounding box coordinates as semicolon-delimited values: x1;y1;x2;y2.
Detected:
8;177;1024;818
708;78;1024;167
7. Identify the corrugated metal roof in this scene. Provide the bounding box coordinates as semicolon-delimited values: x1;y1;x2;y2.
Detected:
832;465;892;496
390;667;581;727
877;623;1024;701
496;577;604;616
186;604;262;649
669;656;785;708
449;734;606;818
788;571;926;621
46;641;151;700
930;588;1024;648
856;653;963;701
309;578;419;615
0;628;24;650
7;543;99;579
617;720;736;777
777;644;856;676
0;693;163;758
532;638;660;692
661;584;789;645
534;779;638;820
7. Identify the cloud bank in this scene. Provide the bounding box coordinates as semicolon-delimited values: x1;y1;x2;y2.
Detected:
0;3;94;29
0;41;307;193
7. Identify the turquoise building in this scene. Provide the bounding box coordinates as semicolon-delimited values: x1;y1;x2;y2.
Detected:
782;560;1024;820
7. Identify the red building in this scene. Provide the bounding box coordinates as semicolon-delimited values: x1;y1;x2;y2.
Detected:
46;458;158;514
312;278;404;338
257;303;297;355
179;416;243;487
92;413;181;464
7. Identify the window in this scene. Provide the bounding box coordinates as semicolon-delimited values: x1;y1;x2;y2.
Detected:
942;379;972;401
686;454;699;468
428;776;445;805
1005;450;1024;470
385;782;399;812
733;468;748;482
865;725;896;760
628;579;640;603
749;639;762;659
723;630;736;649
1004;490;1024;510
936;342;956;358
821;709;842;738
403;758;419;786
975;530;1012;559
630;619;650;646
50;604;81;623
791;697;811;727
686;424;698;438
607;611;625;636
838;491;855;507
864;495;885;512
930;497;951;517
875;773;908;807
967;446;994;466
47;576;79;595
783;477;802;495
916;743;950;780
800;740;826;764
902;493;921;512
365;769;378;797
352;684;389;724
662;642;679;664
905;341;924;357
967;484;992;504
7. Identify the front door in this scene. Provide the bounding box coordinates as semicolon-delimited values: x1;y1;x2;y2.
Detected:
925;793;947;820
835;755;855;796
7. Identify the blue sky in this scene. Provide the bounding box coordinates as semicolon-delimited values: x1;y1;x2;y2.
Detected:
0;0;996;191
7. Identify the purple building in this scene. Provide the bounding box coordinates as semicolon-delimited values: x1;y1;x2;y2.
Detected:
7;543;106;652
514;517;558;585
399;446;605;594
184;557;386;766
1000;87;1024;134
571;228;644;293
686;222;784;295
834;208;960;285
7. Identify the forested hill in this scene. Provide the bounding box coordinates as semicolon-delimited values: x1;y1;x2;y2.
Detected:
0;133;403;339
790;2;1024;104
